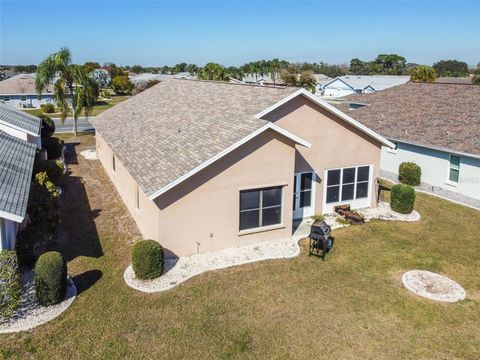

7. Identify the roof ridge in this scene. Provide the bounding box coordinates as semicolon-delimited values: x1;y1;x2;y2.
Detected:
173;78;293;90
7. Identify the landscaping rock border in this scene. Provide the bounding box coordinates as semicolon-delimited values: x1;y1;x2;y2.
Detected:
0;271;76;334
402;270;466;303
359;201;420;222
79;149;98;160
124;237;300;293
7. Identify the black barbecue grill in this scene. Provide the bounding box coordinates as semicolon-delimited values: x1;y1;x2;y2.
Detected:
308;220;334;259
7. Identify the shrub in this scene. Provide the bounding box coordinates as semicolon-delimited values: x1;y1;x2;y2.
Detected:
34;251;67;306
35;172;60;197
398;162;421;186
0;251;21;318
390;184;416;214
39;114;55;138
40;103;55;113
132;240;164;280
42;136;63;160
45;160;65;185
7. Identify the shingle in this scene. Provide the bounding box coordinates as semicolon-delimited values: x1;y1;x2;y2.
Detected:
339;83;480;156
91;79;298;196
0;101;42;135
0;130;37;220
0;73;54;95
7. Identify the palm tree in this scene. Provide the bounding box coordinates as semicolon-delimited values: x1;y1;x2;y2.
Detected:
36;47;99;136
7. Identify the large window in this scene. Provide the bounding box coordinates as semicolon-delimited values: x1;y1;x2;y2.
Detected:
326;166;370;204
448;155;460;183
240;187;282;231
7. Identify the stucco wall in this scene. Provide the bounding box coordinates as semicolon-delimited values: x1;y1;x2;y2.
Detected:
381;142;480;200
262;95;382;214
97;130;296;257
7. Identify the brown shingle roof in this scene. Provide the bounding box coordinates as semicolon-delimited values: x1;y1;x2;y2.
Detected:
340;82;480;157
0;73;54;95
91;79;298;197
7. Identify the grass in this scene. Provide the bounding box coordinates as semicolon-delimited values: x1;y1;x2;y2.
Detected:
1;133;479;359
22;96;129;118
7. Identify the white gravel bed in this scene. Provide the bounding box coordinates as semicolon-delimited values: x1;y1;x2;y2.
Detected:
359;201;420;222
0;271;77;334
124;237;299;293
79;149;98;160
402;270;466;303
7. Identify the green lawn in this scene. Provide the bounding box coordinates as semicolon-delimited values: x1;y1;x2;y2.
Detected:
22;96;129;118
1;134;479;359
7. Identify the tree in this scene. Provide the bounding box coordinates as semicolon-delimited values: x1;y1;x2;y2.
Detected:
410;66;437;82
172;63;188;73
112;75;134;94
83;61;100;74
0;66;5;81
373;54;406;75
298;71;316;92
131;65;146;74
226;66;243;80
197;63;228;81
280;64;299;86
350;58;367;74
90;68;111;88
36;47;99;136
473;63;480;85
103;62;126;78
433;60;469;77
186;64;198;75
132;80;160;95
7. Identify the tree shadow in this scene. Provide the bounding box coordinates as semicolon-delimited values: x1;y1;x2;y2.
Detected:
57;143;103;262
72;269;103;295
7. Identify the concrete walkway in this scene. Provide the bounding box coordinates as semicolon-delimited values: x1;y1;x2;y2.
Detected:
381;170;480;211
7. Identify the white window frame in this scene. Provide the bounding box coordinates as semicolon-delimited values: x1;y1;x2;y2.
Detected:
446;154;460;186
322;164;373;214
239;186;284;233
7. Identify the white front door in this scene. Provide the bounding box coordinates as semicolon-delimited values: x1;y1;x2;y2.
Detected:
293;172;315;219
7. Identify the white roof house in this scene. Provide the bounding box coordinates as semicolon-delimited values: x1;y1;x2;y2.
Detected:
321;75;410;98
129;72;195;86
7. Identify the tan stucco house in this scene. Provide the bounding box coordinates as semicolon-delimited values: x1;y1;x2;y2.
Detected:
92;80;393;257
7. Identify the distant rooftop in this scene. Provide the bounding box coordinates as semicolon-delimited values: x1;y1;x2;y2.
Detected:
129;72;195;85
337;82;480;157
325;75;411;91
0;130;37;222
0;73;54;95
0;101;42;135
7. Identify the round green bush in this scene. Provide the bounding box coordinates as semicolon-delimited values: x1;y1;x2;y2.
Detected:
132;240;164;280
390;184;416;214
34;251;67;306
42;137;63;159
398;162;421;186
40;103;55;114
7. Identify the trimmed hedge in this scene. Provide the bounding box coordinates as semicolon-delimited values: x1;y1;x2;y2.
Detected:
132;240;164;280
45;160;65;185
390;184;416;214
398;162;421;186
34;251;67;306
0;251;21;318
39;114;55;138
40;103;55;113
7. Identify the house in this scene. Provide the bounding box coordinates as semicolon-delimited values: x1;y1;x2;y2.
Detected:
321;75;410;98
129;72;195;86
312;74;332;94
91;79;393;257
0;130;37;251
0;73;55;108
339;82;480;202
0;101;42;149
241;74;284;85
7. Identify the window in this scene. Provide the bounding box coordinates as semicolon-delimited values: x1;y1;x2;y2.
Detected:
112;155;116;172
20;96;27;101
1;96;10;101
448;155;460;183
240;187;282;231
326;166;370;204
37;95;42;100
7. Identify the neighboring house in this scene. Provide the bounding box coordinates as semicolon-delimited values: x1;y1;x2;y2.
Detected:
339;82;480;201
0;130;37;251
129;72;195;86
0;101;42;149
92;79;393;257
241;74;284;85
313;74;332;94
321;75;410;98
0;73;55;108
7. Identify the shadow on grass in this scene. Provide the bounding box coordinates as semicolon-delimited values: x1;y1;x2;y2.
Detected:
57;142;103;262
72;270;103;295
